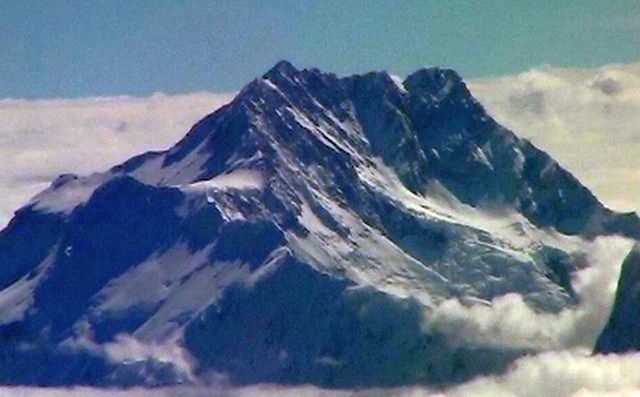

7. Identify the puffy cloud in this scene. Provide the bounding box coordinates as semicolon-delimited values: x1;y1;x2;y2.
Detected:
425;236;635;350
60;332;198;383
103;334;195;378
441;350;640;397
0;92;233;227
468;61;640;214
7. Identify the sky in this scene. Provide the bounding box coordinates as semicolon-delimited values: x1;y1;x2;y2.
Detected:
2;0;639;99
1;4;640;396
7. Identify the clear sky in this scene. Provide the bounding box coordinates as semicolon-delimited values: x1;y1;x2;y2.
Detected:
2;0;639;98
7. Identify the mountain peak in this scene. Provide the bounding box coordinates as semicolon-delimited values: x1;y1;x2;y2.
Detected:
403;66;468;99
2;61;639;388
263;60;300;80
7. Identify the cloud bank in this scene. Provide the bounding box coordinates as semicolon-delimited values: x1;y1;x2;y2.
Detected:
439;350;640;397
2;350;640;396
468;61;640;214
0;92;233;226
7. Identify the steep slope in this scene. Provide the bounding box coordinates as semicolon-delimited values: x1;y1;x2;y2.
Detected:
595;243;640;353
0;61;638;387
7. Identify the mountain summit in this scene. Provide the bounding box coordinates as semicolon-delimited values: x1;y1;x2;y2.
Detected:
0;61;638;387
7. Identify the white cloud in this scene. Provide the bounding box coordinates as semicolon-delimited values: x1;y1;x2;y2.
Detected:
101;334;194;376
66;332;196;379
2;351;640;396
0;384;353;397
0;92;234;227
441;350;640;397
425;236;635;350
468;61;640;214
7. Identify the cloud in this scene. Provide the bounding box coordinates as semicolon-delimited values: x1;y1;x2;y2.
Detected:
59;331;198;384
1;351;640;396
101;334;193;374
441;350;640;397
0;384;353;397
0;92;234;227
468;61;640;214
424;236;635;351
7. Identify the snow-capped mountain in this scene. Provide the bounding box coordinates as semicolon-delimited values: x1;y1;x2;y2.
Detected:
0;61;638;387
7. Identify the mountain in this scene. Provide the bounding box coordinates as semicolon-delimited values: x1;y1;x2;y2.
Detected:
595;243;640;353
0;61;638;387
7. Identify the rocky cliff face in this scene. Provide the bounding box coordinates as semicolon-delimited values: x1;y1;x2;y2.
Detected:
595;244;640;353
0;61;637;387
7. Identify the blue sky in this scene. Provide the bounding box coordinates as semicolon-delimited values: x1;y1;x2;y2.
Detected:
2;0;639;98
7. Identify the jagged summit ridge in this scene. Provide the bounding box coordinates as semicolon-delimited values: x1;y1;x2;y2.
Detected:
113;60;637;236
0;61;639;387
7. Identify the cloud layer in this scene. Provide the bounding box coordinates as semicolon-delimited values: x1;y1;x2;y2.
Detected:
0;92;233;226
438;350;640;397
468;61;640;214
2;350;640;396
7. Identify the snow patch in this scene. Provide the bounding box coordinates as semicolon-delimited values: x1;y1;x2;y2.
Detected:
185;169;264;192
390;74;408;94
28;174;106;214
